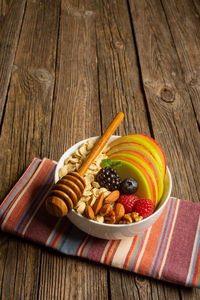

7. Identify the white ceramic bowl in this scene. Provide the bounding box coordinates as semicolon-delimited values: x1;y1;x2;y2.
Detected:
55;136;172;240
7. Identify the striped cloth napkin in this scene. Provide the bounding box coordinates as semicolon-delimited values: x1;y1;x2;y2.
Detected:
0;158;200;288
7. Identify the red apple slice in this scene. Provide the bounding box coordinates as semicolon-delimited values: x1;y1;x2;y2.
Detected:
109;134;166;177
107;141;164;180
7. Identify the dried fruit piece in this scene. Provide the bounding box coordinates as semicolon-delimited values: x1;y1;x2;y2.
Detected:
104;190;120;204
114;203;125;223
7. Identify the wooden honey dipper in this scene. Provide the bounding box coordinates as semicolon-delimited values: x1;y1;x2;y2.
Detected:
45;112;124;217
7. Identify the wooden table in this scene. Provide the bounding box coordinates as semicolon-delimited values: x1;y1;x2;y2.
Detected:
0;0;199;299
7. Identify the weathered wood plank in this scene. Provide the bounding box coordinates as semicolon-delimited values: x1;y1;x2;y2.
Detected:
0;0;60;299
95;0;180;299
128;0;200;203
49;0;102;159
161;0;200;125
0;233;42;300
38;1;109;299
96;0;150;136
128;0;200;298
0;0;27;124
159;2;200;297
0;0;60;200
39;254;108;300
109;269;181;300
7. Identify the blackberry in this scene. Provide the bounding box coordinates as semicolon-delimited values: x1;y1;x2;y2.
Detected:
96;167;121;191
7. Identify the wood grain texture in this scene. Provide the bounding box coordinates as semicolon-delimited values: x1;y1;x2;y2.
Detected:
128;0;200;203
38;254;108;300
49;0;101;160
161;0;200;125
0;234;41;300
38;1;108;299
95;0;180;299
0;0;27;124
0;0;199;299
96;0;150;136
0;0;60;299
109;269;180;300
0;0;60;200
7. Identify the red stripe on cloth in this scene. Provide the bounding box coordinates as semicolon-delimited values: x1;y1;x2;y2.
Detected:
131;229;149;271
0;158;40;222
1;159;54;233
134;203;168;275
24;202;60;244
18;164;56;234
192;245;200;286
51;218;70;248
123;235;138;270
150;198;175;276
86;239;109;262
160;200;200;285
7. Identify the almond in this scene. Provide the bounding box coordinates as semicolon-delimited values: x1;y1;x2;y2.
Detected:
84;205;94;219
114;203;125;223
104;190;120;204
92;193;104;215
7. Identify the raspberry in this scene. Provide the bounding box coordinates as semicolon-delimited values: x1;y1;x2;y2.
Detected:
117;194;139;213
132;199;155;218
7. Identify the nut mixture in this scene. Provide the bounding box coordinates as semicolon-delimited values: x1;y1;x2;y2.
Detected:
58;138;143;224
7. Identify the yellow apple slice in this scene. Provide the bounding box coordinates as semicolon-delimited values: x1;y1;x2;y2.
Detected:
109;135;166;177
107;142;163;180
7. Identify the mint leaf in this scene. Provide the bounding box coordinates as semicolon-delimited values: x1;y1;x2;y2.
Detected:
101;159;122;168
112;161;122;167
101;159;113;167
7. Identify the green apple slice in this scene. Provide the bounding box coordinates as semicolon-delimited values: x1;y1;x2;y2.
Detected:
110;156;157;206
109;150;163;203
109;152;159;205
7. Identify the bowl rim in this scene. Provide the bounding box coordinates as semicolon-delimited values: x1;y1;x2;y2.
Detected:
55;136;172;228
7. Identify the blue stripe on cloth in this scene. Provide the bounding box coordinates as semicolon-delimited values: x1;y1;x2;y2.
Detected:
59;226;87;256
128;232;144;271
149;197;172;276
0;159;41;217
188;221;200;286
15;163;56;233
47;217;69;247
153;197;176;277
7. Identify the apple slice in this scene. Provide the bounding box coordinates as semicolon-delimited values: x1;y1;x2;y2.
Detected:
109;134;166;177
109;152;159;205
110;155;157;206
107;141;164;180
108;150;163;202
